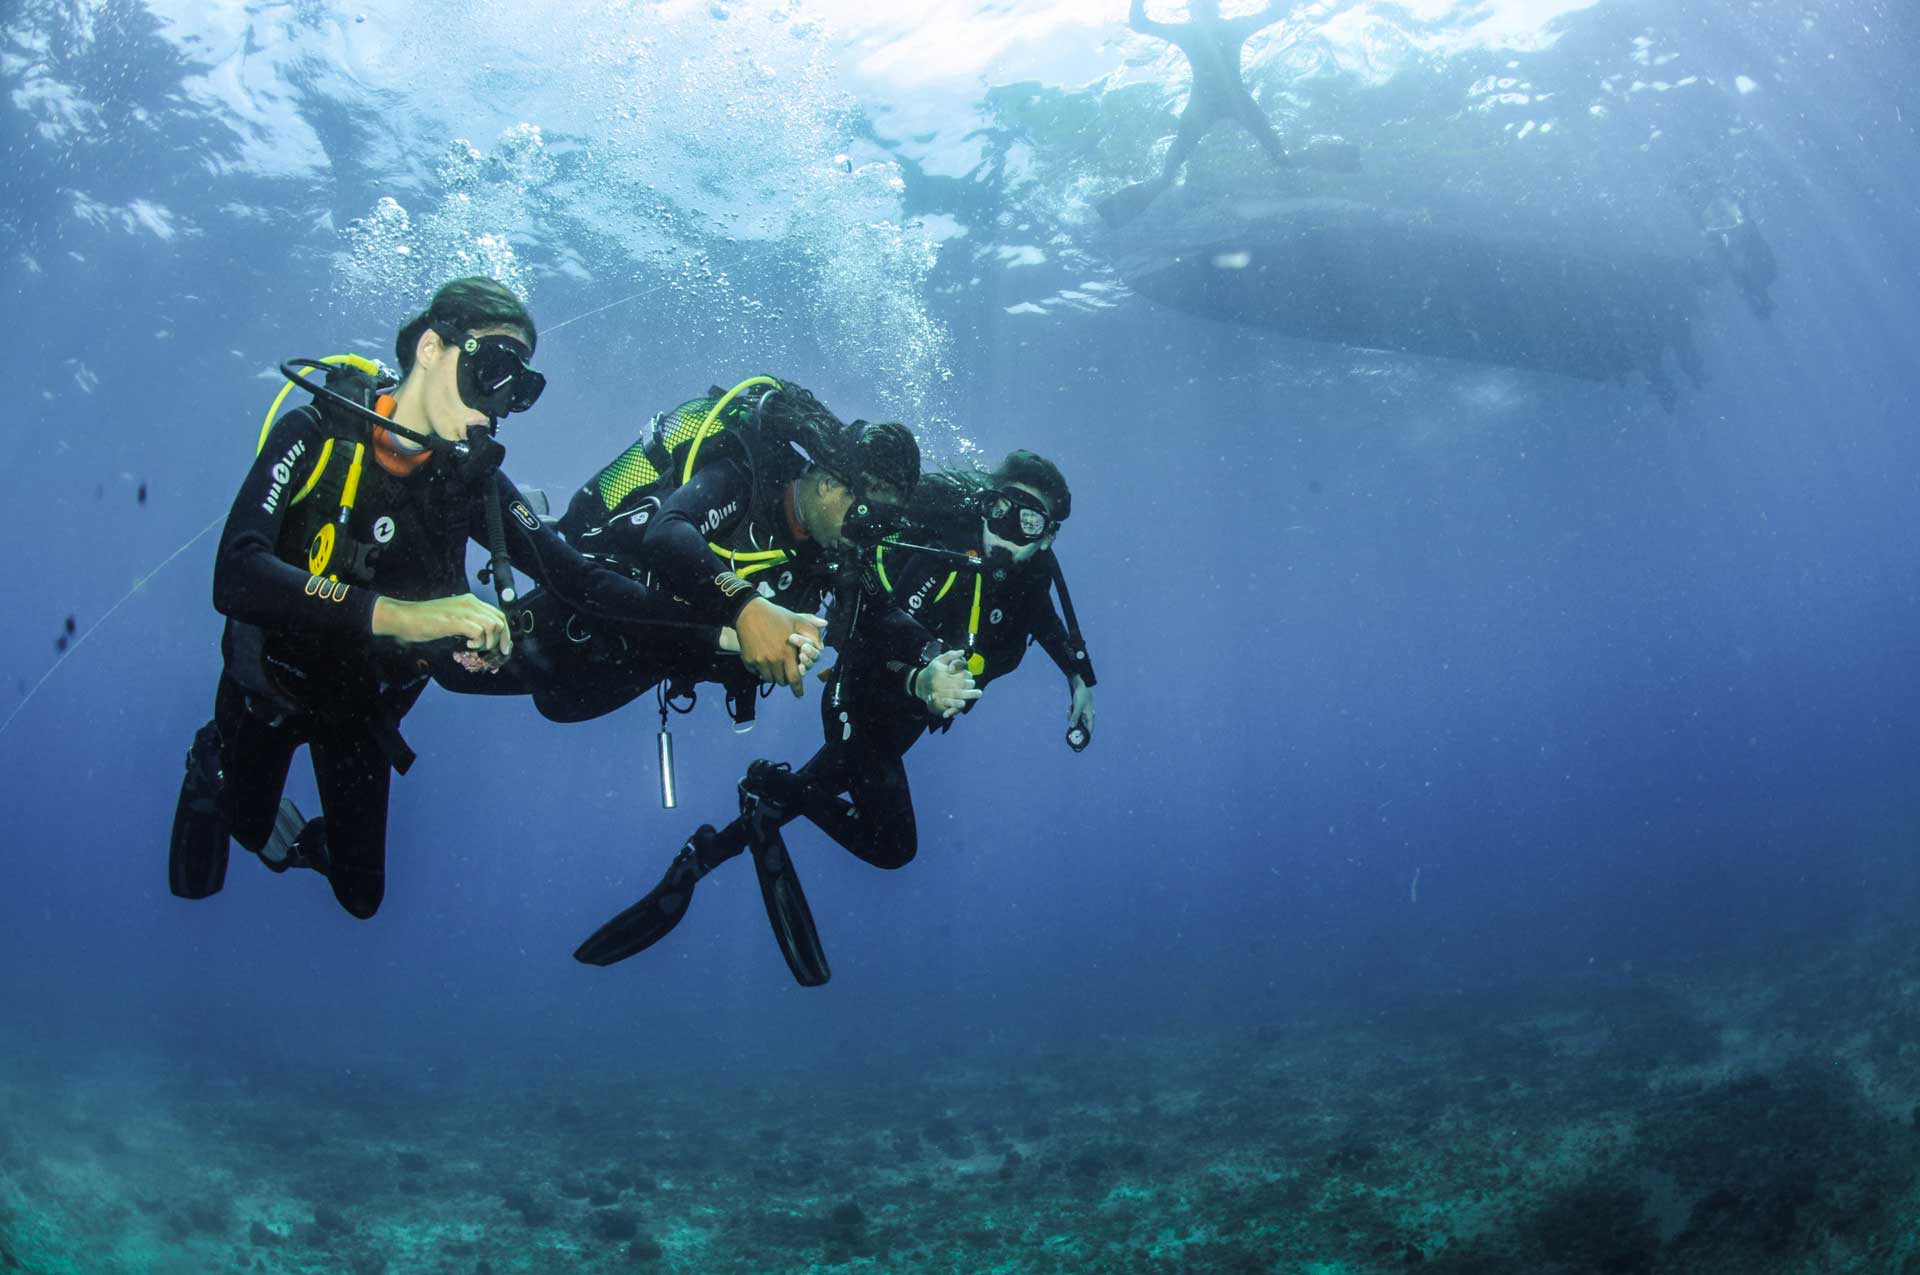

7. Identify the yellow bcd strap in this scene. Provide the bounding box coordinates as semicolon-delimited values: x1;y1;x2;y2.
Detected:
966;575;986;676
875;549;988;674
304;443;367;577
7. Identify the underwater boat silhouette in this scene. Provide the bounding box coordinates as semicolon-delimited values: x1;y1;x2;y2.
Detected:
1113;196;1720;409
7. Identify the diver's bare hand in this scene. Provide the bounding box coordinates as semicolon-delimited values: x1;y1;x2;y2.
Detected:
787;618;826;697
734;598;815;687
1069;676;1095;739
914;650;983;719
373;593;512;657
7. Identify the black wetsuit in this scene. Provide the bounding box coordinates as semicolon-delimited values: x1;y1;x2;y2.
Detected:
1714;219;1778;320
1132;0;1291;178
701;479;1095;872
511;423;829;724
186;393;670;918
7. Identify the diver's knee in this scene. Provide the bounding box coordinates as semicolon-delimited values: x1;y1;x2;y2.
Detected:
330;871;384;920
868;836;917;870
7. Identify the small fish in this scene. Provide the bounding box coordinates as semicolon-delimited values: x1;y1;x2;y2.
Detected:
55;635;68;653
137;481;148;505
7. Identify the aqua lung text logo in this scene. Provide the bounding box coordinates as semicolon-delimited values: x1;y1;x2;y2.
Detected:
372;516;396;544
908;576;939;612
699;501;740;535
260;439;308;515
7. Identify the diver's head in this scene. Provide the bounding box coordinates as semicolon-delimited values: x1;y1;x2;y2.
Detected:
796;419;920;549
983;449;1070;564
391;277;544;445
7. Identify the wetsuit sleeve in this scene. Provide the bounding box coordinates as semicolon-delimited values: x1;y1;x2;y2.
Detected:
842;598;938;716
857;548;960;711
636;453;763;626
211;407;378;636
1129;0;1174;38
485;474;710;634
559;479;608;543
861;600;937;672
1028;579;1096;686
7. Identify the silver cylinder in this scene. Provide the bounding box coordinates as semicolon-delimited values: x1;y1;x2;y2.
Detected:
657;729;677;808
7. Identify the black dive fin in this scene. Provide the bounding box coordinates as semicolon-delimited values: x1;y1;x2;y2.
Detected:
168;722;230;900
574;829;715;967
749;821;830;987
1095;179;1169;230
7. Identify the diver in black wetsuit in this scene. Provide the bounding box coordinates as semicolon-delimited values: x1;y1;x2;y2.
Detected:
574;450;1097;985
167;277;692;920
1099;0;1294;227
505;379;923;728
1700;194;1778;320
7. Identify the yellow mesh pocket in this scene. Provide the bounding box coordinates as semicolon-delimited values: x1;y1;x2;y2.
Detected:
590;395;727;512
659;398;716;452
592;440;662;511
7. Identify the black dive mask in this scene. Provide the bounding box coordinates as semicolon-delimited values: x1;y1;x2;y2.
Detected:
434;323;545;418
984;486;1057;546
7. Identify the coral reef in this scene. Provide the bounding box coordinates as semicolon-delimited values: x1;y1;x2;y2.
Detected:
6;923;1920;1272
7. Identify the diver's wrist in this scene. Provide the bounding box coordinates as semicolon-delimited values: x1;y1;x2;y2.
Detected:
368;593;399;636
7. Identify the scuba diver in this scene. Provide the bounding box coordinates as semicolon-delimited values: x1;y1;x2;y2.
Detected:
167;277;698;920
574;450;1097;986
1098;0;1295;229
1700;194;1778;320
503;377;923;735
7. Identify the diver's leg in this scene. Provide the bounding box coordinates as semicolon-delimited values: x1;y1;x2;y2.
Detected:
746;685;920;866
784;716;921;869
531;668;653;723
167;680;281;899
522;628;670;724
308;725;391;920
1097;103;1216;228
217;678;299;854
839;750;917;869
1235;93;1293;168
1159;102;1216;184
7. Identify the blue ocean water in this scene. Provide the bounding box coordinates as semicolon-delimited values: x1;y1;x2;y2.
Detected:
3;0;1919;1271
